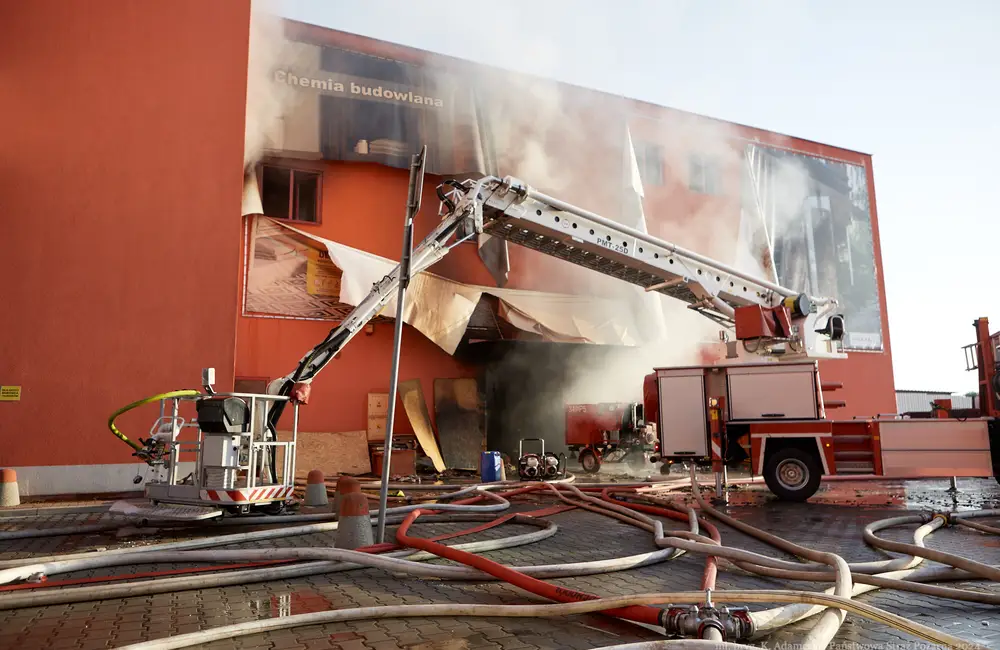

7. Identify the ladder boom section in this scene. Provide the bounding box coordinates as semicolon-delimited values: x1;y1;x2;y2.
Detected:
476;177;833;325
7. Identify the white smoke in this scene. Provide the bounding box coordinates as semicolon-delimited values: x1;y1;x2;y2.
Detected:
244;7;823;445
243;1;313;169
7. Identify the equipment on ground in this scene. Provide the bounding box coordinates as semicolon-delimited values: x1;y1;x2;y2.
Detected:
516;438;564;480
480;451;504;483
565;402;658;474
648;316;1000;501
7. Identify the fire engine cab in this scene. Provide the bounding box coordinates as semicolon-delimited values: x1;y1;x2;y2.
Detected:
646;317;1000;501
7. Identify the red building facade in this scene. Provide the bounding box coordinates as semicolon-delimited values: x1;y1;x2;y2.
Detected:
1;8;894;494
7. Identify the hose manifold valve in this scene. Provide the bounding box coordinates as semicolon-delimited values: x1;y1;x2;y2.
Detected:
660;605;755;641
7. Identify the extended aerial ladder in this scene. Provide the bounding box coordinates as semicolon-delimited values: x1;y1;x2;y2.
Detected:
263;174;847;431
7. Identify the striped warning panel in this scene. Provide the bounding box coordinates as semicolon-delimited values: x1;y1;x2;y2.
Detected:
200;486;295;503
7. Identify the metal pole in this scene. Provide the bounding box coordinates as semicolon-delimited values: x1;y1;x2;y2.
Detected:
376;146;426;544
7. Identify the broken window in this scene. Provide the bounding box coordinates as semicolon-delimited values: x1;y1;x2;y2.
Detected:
260;164;321;224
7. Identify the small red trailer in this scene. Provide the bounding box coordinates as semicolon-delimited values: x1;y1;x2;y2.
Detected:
565;402;658;473
646;317;1000;501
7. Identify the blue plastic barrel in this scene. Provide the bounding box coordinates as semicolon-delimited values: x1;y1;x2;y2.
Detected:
480;451;503;483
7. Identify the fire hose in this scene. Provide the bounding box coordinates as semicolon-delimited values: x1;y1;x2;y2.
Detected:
1;477;996;649
111;591;984;650
106;389;200;455
0;490;513;568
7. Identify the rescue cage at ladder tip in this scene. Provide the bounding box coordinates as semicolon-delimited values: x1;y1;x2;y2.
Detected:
107;169;851;513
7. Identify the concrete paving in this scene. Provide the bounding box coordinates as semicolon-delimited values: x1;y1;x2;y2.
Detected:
1;475;999;649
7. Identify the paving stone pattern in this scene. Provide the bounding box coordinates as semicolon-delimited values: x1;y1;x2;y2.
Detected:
1;479;1000;649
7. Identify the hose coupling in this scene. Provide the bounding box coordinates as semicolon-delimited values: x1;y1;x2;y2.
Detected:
931;511;953;526
661;605;754;641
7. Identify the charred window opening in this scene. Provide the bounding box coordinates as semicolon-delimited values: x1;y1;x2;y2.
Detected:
260;164;321;224
319;47;422;163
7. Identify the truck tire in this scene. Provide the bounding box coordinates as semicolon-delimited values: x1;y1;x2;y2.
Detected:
580;449;602;474
763;447;822;502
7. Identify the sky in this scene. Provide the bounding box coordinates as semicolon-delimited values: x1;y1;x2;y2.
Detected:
263;0;1000;394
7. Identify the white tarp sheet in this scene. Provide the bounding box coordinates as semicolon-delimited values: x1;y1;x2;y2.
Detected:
266;219;645;354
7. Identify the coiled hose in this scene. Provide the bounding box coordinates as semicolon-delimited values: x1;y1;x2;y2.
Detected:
866;511;1000;582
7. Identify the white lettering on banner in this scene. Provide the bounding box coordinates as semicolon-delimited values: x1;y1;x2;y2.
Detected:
596;238;629;255
274;69;445;108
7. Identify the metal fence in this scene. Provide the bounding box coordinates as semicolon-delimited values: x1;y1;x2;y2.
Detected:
896;390;977;413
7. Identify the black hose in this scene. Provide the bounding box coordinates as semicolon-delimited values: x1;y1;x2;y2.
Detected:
437;185;456;212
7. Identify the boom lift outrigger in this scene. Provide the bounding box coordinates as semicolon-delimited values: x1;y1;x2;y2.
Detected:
114;173;846;515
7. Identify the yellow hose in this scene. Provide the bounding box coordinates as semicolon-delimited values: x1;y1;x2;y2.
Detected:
107;390;200;452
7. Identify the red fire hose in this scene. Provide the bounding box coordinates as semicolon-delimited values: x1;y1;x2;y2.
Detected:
394;508;664;627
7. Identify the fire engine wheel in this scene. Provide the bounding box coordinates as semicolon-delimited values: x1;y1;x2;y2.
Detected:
763;447;822;502
579;450;602;474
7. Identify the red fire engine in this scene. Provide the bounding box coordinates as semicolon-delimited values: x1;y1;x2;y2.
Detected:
564;402;658;473
647;317;1000;501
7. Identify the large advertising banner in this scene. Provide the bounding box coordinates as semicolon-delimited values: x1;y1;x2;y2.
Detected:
245;217;354;321
741;145;883;351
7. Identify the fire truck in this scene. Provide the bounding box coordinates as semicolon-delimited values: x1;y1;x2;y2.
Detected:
645;317;1000;501
565;402;658;473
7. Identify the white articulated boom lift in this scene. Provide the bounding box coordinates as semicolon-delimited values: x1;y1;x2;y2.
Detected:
111;172;852;517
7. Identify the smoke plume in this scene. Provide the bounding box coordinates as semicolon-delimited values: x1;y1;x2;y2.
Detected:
243;7;826;469
243;1;312;169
